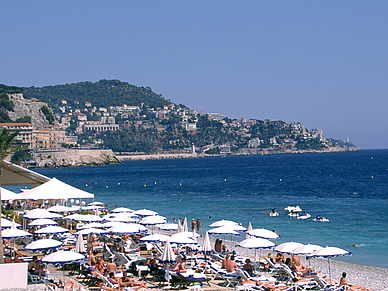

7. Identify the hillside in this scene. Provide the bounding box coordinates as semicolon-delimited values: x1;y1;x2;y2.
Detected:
23;79;171;109
0;81;358;155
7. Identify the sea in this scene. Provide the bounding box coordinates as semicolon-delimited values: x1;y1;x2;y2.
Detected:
33;149;388;269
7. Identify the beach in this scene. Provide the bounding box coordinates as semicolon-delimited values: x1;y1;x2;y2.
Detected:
218;239;388;291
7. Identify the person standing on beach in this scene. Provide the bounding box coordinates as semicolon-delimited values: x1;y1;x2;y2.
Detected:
190;219;196;232
196;218;201;232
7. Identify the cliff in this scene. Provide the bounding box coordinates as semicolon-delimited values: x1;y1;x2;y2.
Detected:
32;149;120;167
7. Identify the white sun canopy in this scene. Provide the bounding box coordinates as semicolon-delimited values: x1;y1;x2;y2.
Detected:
0;187;21;201
21;177;94;200
0;161;50;187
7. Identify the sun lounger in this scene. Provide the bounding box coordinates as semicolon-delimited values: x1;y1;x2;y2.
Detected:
236;269;277;283
169;271;209;288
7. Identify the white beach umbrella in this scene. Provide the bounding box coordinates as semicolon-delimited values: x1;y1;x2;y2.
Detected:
81;206;105;211
209;219;239;228
139;215;167;225
42;250;86;284
1;226;33;239
111;207;134;213
309;246;352;284
246;222;253;239
62;214;83;221
274;242;303;254
0;188;23;200
76;227;109;236
139;233;169;243
292;244;323;255
78;222;104;229
169;233;198;245
75;234;86;253
182;217;188;232
177;219;183;233
101;221;124;228
24;209;63;220
107;214;137;223
208;226;240;236
158;223;178;231
28;218;58;227
47;205;78;213
109;223;147;234
77;214;104;223
160;239;176;287
247;228;280;240
24;238;62;252
238;237;276;272
88;201;105;206
229;224;247;232
133;209;158;216
35;225;69;235
202;231;212;254
1;218;21;229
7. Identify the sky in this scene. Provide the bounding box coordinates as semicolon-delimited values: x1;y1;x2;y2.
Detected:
1;1;387;149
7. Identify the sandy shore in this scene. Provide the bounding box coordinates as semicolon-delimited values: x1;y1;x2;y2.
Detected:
220;239;388;291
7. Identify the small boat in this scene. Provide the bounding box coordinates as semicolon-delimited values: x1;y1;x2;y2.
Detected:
313;215;329;222
270;209;279;217
297;212;311;220
284;206;302;213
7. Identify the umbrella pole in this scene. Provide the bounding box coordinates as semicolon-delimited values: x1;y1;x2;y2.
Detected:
328;258;332;285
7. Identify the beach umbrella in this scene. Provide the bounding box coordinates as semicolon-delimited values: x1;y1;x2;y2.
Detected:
24;239;62;252
76;227;109;236
246;222;253;239
158;223;178;232
139;215;167;225
62;214;83;221
247;228;280;240
47;205;78;213
309;247;352;284
208;226;240;236
101;221;124;228
75;234;86;253
274;242;303;254
42;250;86;284
78;222;104;229
202;231;212;254
292;244;323;276
209;219;239;228
160;239;176;287
1;218;21;229
182;217;188;232
177;219;183;233
88;201;105;206
111;207;134;213
139;233;169;243
107;214;137;223
77;214;104;223
229;224;247;232
35;225;69;235
169;233;198;245
23;209;63;220
28;218;58;227
0;187;22;200
1;226;33;239
109;223;147;234
81;206;105;211
238;237;276;272
133;209;158;216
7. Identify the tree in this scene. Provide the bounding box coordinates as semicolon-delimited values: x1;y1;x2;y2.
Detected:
0;128;20;263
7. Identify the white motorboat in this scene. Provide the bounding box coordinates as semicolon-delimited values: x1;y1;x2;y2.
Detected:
284;206;302;213
297;212;311;220
313;215;329;222
270;211;279;217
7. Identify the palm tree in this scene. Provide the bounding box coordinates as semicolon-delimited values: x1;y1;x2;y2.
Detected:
0;128;20;263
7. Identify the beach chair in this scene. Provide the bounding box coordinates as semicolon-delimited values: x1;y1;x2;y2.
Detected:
236;269;277;283
312;275;342;291
170;271;209;288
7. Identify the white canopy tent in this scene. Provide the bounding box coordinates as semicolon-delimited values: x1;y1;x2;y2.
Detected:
0;161;50;187
0;187;21;201
21;177;94;201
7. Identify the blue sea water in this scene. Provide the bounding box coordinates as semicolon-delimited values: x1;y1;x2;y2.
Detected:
34;149;388;269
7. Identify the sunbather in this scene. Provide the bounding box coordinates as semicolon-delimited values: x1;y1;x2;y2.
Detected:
28;256;42;279
121;271;156;290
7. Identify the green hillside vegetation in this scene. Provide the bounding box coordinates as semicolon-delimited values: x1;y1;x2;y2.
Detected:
23;79;170;109
0;84;21;123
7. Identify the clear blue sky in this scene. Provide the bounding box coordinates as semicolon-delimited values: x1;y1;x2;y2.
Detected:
1;1;387;149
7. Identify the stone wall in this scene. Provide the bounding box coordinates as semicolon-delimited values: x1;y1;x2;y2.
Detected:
33;149;120;167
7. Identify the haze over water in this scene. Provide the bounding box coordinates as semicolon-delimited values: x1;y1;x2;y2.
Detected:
35;149;388;269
